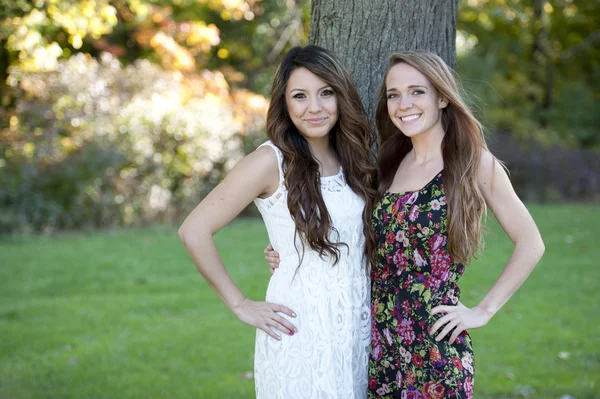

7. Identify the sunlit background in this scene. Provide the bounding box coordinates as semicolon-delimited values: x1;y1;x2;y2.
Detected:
1;1;599;398
1;0;597;234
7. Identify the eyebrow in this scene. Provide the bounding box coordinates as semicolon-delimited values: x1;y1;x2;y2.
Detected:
289;85;332;93
387;85;428;92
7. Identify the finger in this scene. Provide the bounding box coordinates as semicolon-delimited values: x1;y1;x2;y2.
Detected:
270;266;275;275
270;303;297;318
430;312;456;335
449;324;465;344
260;325;281;341
273;314;297;334
430;305;456;316
436;318;459;342
266;255;279;267
264;244;273;254
269;317;296;336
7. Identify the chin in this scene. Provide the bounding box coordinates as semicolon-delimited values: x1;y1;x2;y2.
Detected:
301;127;333;140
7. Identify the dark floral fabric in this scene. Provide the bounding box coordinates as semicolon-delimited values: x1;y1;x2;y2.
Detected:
368;172;474;399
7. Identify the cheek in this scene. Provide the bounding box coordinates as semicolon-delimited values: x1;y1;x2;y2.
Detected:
286;101;302;120
326;97;338;113
325;98;339;122
387;101;396;117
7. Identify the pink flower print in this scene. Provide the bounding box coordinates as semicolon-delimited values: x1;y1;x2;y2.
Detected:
393;252;409;273
430;250;452;281
396;370;403;386
464;377;474;397
372;342;383;361
398;318;416;345
401;389;425;399
383;328;394;345
461;352;474;374
396;230;409;247
376;384;391;396
399;345;412;363
428;233;447;251
409;205;420;222
439;195;447;205
401;300;411;314
447;289;459;304
414;249;427;268
407;191;419;205
430;199;441;211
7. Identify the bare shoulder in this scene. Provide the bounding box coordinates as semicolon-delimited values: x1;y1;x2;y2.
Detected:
477;148;515;203
477;149;506;184
236;144;280;198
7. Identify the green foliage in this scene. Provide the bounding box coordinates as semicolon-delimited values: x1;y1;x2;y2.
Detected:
1;205;599;397
0;53;265;233
457;0;600;148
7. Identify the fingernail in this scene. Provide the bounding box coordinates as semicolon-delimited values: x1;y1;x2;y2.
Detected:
294;328;298;333
292;312;296;317
289;331;294;336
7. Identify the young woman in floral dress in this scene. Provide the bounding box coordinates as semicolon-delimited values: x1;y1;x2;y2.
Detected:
267;51;544;398
366;51;544;398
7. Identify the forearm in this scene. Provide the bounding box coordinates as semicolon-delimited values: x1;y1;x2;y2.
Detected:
179;229;245;312
476;237;544;318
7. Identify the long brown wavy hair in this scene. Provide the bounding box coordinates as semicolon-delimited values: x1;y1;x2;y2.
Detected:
376;51;500;264
266;45;378;266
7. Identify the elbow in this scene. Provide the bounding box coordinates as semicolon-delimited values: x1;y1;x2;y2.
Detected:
178;221;193;245
178;219;211;246
537;236;545;259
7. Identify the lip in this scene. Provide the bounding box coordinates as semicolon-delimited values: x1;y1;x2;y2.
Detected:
398;113;422;125
304;117;328;126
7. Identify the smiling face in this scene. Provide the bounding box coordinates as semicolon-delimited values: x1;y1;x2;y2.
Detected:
385;62;448;138
285;67;338;142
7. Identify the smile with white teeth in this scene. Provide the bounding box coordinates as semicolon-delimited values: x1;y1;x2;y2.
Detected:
400;114;421;122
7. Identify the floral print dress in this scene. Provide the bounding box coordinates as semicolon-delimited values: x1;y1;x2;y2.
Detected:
368;171;474;399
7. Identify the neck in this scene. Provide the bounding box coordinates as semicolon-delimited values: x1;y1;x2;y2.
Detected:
306;136;333;163
410;124;445;164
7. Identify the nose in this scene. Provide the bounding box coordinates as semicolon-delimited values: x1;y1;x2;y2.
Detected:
399;95;413;111
308;96;323;113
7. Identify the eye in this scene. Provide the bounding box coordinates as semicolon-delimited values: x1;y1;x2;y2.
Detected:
412;89;425;95
321;89;334;96
387;93;398;100
292;93;306;99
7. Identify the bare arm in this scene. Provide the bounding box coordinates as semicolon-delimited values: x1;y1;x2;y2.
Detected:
178;146;297;339
431;150;545;342
472;151;545;316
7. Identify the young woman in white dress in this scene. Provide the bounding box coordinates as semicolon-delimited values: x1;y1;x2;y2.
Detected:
178;45;378;398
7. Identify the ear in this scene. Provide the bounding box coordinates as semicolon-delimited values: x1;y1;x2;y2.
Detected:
439;96;449;110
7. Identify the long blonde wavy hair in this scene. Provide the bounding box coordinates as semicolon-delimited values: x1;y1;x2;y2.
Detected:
376;51;500;264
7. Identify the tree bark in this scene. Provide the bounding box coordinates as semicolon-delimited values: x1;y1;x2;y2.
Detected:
309;0;457;119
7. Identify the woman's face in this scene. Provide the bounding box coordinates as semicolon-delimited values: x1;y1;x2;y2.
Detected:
285;67;339;142
385;62;448;138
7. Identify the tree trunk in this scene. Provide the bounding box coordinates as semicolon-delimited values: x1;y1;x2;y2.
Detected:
309;0;457;119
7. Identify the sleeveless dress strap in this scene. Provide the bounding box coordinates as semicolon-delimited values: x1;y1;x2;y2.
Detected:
258;141;285;187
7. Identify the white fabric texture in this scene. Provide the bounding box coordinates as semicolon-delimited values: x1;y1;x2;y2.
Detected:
253;141;371;399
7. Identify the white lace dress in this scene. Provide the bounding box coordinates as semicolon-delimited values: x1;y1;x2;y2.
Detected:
253;141;371;399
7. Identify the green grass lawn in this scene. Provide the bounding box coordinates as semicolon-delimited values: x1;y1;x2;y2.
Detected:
1;204;598;398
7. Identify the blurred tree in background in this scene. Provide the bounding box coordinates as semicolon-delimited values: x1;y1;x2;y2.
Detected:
457;0;600;148
0;0;598;234
0;0;309;233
